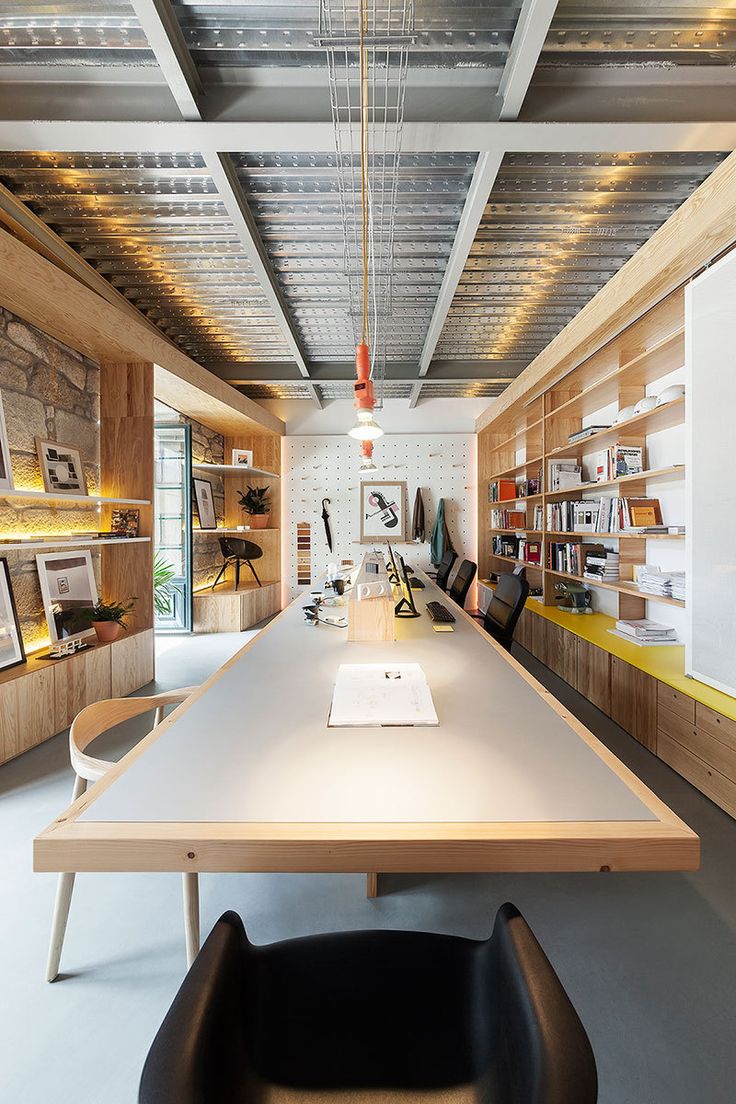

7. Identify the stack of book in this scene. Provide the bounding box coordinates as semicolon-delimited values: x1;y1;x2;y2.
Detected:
548;460;582;492
548;541;606;576
567;424;611;444
590;444;643;482
583;550;620;582
492;535;542;565
490;508;527;529
547;500;600;533
638;567;686;600
609;619;679;647
594;496;663;533
489;480;517;502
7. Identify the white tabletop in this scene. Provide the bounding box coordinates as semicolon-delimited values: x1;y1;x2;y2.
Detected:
79;575;655;826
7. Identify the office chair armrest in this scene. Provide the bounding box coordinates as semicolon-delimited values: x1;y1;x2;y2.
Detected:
489;904;598;1103
139;912;249;1104
468;611;484;620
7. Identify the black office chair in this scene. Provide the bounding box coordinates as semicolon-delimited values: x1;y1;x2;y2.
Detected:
434;548;458;591
139;905;597;1104
448;558;476;608
211;537;263;590
481;570;529;652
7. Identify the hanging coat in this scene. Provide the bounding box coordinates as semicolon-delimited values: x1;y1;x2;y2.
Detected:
411;487;426;542
430;498;455;566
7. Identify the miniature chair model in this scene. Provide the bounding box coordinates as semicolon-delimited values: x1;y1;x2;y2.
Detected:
434;548;458;591
448;558;477;608
481;571;529;652
211;537;263;590
46;688;200;982
139;904;598;1104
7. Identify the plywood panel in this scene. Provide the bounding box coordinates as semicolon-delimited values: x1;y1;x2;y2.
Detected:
99;359;154;634
111;629;154;698
659;705;736;784
577;639;611;716
54;646;112;733
193;583;281;633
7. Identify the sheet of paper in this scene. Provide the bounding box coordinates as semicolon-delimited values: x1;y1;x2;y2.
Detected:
329;663;439;727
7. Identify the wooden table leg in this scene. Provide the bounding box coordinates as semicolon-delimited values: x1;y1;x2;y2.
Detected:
366;873;379;898
182;872;200;967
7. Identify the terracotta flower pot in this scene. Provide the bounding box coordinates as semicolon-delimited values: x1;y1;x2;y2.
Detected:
249;513;271;530
92;621;122;643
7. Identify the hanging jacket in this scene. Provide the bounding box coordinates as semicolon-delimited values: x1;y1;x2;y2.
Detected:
411;487;426;542
430;498;455;566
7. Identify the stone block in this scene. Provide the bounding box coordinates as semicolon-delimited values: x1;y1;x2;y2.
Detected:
3;390;48;449
7;322;88;390
55;409;99;463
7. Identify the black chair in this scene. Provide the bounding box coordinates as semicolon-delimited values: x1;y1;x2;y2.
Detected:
211;537;263;590
139;905;597;1104
448;558;477;608
481;571;529;652
434;548;458;592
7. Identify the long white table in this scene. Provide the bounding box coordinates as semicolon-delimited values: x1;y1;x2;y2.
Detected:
35;573;698;890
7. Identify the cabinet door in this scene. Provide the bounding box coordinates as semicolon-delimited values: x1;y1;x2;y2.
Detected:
545;621;578;684
576;639;611;716
611;657;657;752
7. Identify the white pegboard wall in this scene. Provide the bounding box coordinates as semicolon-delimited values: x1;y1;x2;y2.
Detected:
284;434;476;598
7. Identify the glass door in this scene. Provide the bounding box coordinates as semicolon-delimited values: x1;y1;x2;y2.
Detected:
154;422;192;632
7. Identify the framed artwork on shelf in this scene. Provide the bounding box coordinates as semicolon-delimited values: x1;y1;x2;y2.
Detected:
0;557;25;671
111;508;140;538
193;477;217;531
232;449;254;468
36;550;98;643
35;437;87;496
0;391;14;491
360;480;407;543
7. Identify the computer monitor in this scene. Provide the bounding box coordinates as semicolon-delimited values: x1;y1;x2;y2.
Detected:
394;554;420;618
385;542;399;585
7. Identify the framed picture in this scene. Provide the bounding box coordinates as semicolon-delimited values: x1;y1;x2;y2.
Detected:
193;477;217;531
0;558;25;671
360;480;407;542
231;449;253;468
111;508;140;538
36;550;98;643
0;391;14;492
35;437;87;496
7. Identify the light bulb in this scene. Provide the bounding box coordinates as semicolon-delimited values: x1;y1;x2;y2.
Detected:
348;410;384;440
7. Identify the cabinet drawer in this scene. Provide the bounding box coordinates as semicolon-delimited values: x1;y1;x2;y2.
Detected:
696;704;736;754
657;683;695;724
659;706;736;784
658;732;736;820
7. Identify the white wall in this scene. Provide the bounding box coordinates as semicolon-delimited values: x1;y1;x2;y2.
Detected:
283;433;476;599
262;396;493;436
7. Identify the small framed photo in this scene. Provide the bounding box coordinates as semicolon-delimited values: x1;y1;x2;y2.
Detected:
35;437;87;496
193;477;217;531
0;558;25;671
231;449;253;468
111;508;140;538
0;391;14;491
360;481;407;543
36;550;98;643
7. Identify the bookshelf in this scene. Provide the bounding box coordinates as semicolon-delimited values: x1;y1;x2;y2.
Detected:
478;285;688;622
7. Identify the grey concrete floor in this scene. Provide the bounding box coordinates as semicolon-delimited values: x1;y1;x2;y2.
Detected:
1;628;735;1104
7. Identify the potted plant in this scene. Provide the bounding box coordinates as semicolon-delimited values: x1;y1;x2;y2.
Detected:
153;551;177;617
81;597;137;643
238;485;271;529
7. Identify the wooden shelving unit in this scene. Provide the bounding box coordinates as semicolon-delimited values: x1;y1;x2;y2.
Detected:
0;488;150;506
193;462;279;479
478;286;688;621
0;536;151;553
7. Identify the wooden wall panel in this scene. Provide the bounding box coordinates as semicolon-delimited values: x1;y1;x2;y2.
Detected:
99;359;154;635
111;629;155;698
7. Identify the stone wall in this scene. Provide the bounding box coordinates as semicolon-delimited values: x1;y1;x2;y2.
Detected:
190;418;225;591
0;308;100;650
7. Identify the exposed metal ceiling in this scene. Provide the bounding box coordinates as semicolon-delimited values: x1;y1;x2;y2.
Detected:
0;2;733;405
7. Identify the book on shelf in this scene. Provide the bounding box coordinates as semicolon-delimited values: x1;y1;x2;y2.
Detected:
607;629;680;647
490;508;527;529
583;551;620;582
615;618;677;641
589;444;643;483
489;479;517;502
548;541;606;576
627;498;664;526
588;496;664;534
638;567;685;600
567;425;611;444
547;500;600;533
525;540;542;565
548;459;582;492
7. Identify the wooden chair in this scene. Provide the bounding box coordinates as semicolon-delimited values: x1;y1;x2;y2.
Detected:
46;688;200;982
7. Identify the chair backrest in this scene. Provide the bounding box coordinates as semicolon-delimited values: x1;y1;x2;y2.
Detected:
435;549;457;591
221;537;264;561
69;688;199;782
483;572;529;651
448;559;476;608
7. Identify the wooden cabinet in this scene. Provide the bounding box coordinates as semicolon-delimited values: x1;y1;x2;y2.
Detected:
576;639;611;715
193;582;281;633
111;628;155;698
610;657;657;752
54;646;112;733
0;666;56;763
544;621;578;685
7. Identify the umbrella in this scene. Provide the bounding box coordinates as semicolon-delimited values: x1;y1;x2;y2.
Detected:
321;498;333;552
411;487;426;542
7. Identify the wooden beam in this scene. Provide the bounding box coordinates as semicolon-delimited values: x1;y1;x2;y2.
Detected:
0;228;284;438
476;150;736;433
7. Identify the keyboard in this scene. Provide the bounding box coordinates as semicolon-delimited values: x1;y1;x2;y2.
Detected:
426;601;456;624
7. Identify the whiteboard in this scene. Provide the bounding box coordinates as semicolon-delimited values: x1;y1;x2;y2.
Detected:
686;251;736;697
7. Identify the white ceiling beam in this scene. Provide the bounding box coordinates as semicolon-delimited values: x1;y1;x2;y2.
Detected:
497;0;559;120
2;120;735;153
411;3;558;405
129;0;202;121
201;152;321;407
